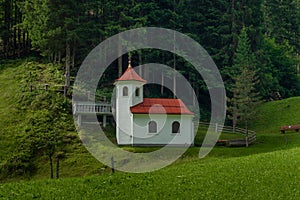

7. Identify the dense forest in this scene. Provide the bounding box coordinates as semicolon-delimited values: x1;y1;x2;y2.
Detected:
0;0;299;180
1;0;299;94
0;0;299;124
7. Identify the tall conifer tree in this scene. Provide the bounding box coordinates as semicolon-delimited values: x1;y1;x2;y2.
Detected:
228;27;260;130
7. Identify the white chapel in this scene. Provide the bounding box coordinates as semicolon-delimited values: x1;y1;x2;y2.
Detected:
114;61;195;146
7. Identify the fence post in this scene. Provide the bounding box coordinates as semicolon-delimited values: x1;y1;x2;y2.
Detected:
111;156;115;173
215;123;218;133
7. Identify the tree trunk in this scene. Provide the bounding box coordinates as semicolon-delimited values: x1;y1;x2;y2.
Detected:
25;30;30;53
232;114;237;133
118;35;122;77
22;30;26;53
173;32;176;98
58;51;61;64
13;1;17;57
13;26;17;57
72;44;75;68
17;27;21;57
18;10;22;57
49;154;53;179
138;51;142;75
65;43;71;90
4;0;11;58
297;53;299;74
230;0;237;61
56;157;59;179
161;71;164;95
232;101;237;133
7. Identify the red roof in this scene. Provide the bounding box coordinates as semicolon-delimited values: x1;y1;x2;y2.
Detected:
130;98;194;115
117;66;146;82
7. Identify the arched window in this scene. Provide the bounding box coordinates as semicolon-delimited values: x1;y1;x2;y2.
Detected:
148;121;157;133
172;121;180;133
123;86;128;96
135;87;140;97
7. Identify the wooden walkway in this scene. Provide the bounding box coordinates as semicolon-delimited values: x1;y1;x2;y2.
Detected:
73;102;112;115
73;101;112;127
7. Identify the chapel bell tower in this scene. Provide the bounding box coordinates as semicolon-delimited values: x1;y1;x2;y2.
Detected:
114;59;146;144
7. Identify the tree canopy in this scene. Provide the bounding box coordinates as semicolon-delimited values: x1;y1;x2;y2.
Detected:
0;0;299;114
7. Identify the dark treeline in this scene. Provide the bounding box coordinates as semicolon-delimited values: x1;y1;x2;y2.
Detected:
0;0;299;100
0;0;30;57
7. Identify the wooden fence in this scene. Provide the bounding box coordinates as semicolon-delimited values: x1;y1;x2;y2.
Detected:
198;122;257;147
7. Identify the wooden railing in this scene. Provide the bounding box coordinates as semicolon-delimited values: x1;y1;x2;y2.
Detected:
198;122;257;146
73;102;112;114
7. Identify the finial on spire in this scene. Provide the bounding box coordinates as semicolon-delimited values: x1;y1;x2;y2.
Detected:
128;56;132;68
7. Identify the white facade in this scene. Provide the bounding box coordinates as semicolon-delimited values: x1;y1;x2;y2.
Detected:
114;80;145;145
132;114;194;146
114;67;194;146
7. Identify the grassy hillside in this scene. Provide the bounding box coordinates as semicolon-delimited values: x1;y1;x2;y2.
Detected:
0;60;26;162
0;59;108;181
1;147;299;199
0;59;299;199
251;96;300;133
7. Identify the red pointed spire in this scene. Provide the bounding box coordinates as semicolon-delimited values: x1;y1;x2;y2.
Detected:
116;58;146;82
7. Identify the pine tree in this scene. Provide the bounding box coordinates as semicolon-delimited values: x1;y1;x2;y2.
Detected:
264;0;300;53
228;27;260;130
264;0;300;76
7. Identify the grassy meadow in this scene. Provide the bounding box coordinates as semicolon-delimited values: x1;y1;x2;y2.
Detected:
0;60;299;199
1;147;299;199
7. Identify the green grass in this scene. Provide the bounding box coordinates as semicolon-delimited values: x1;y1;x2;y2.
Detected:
0;58;65;160
0;147;299;199
0;59;300;199
251;96;300;133
0;59;26;162
0;59;107;181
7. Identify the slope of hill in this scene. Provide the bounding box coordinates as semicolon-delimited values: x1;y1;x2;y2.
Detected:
1;147;299;199
0;59;107;181
0;60;25;162
251;96;300;133
0;60;299;198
